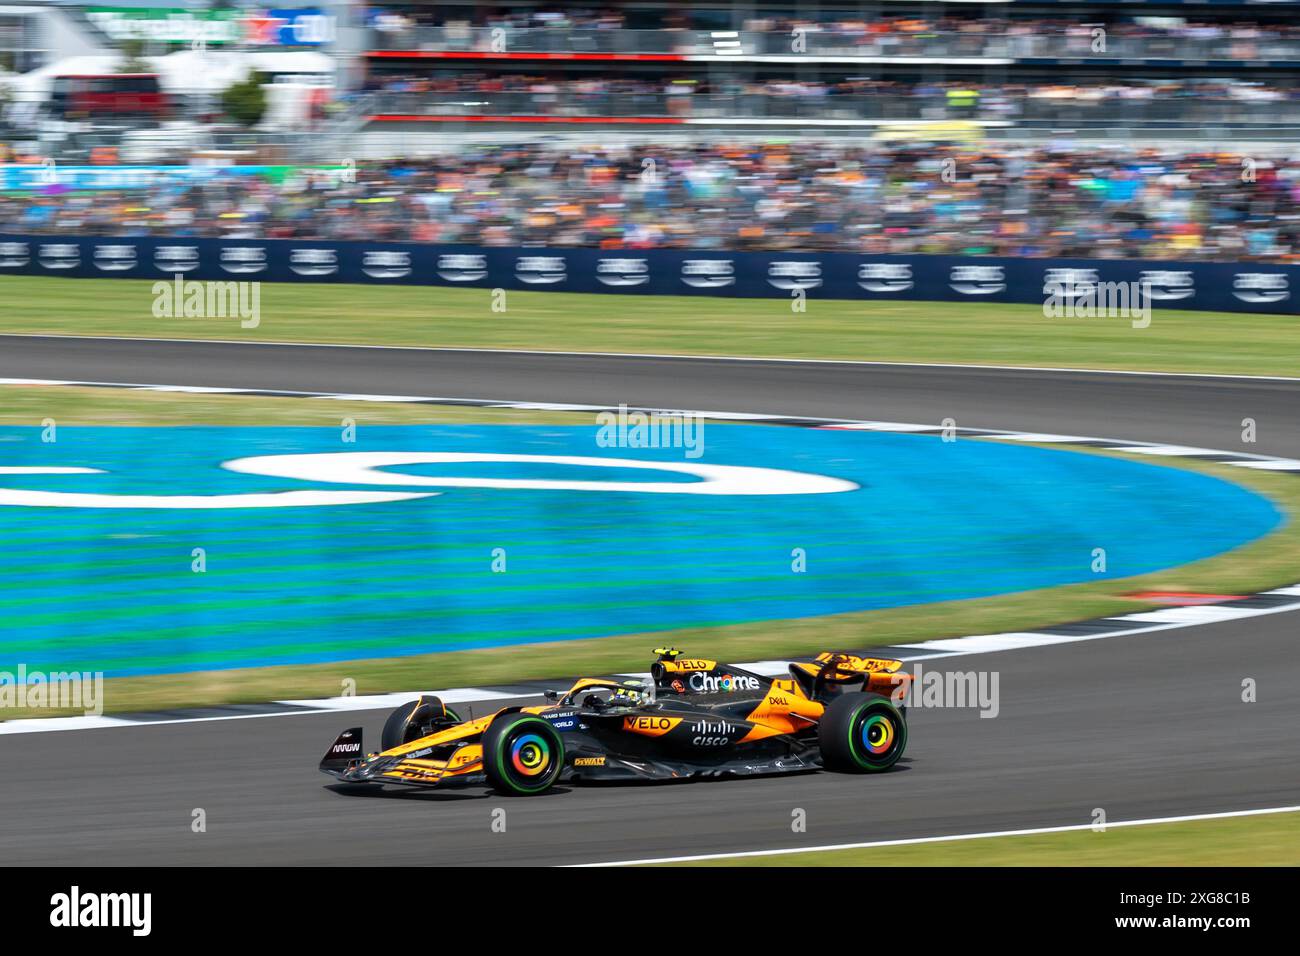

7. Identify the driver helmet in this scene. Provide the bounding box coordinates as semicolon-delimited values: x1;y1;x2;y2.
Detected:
610;679;653;707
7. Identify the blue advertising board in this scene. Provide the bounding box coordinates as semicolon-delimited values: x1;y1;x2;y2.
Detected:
0;166;283;192
0;234;1295;314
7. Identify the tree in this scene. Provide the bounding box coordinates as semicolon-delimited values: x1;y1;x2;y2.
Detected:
221;73;268;127
117;38;151;75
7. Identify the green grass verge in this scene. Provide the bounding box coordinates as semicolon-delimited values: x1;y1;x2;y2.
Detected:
0;383;586;427
2;276;1299;377
0;385;1296;718
663;810;1300;866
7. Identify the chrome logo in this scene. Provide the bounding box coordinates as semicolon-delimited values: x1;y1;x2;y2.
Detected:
861;714;895;755
687;672;761;693
510;734;552;777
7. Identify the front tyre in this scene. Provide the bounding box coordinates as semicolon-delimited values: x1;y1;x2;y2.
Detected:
483;713;565;796
819;692;907;772
381;696;462;751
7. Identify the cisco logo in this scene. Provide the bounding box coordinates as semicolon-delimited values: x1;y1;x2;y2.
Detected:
950;265;1005;295
857;263;913;293
596;258;649;287
38;243;80;270
93;244;137;272
362;250;412;280
155;245;200;273
515;256;567;284
289;249;338;277
0;242;30;269
219;246;267;275
681;259;734;289
1139;270;1194;301
436;254;487;283
1232;273;1290;304
767;261;822;291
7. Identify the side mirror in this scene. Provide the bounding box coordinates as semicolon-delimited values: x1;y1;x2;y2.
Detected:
543;689;559;701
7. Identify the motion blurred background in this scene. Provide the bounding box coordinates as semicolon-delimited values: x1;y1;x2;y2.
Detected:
1;0;1298;260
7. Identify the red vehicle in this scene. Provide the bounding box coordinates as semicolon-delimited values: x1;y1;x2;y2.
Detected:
49;74;170;119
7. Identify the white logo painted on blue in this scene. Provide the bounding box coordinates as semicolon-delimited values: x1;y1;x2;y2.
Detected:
0;453;856;508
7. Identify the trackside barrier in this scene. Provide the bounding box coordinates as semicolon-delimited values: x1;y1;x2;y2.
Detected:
0;235;1296;314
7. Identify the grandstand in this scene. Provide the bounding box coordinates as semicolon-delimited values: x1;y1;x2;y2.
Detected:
2;2;1299;268
3;2;1300;151
356;0;1300;146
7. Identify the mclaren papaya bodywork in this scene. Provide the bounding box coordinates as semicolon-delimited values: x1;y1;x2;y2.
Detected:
320;649;912;796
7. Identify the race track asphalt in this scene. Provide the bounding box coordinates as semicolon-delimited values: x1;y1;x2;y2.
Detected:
0;334;1296;865
2;334;1298;457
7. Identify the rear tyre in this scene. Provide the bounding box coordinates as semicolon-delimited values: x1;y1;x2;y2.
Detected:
380;696;462;751
819;692;907;773
483;713;565;796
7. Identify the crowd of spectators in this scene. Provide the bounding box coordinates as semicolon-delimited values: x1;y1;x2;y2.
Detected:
370;72;1298;104
368;6;1300;60
3;142;1297;261
365;73;1300;124
741;15;1300;55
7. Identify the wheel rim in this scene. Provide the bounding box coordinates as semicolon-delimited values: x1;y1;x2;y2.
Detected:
861;713;895;755
509;733;553;779
850;706;902;768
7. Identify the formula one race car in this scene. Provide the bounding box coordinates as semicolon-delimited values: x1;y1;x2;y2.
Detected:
320;649;912;796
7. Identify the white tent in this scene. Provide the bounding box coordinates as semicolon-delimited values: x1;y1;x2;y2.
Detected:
7;49;335;98
150;49;335;95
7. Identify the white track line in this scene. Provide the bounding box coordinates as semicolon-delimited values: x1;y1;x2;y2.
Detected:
275;687;529;711
1233;460;1300;472
0;686;533;735
571;805;1300;866
1;334;1297;382
907;589;1300;658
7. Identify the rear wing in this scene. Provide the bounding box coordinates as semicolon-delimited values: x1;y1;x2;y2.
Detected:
814;651;904;674
791;653;912;700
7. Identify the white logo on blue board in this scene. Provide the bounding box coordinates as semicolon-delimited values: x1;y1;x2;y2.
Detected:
681;260;734;288
290;249;338;277
1042;268;1098;299
857;263;912;293
436;254;487;282
768;261;822;291
155;246;200;273
1139;270;1194;301
1232;273;1289;304
38;243;79;270
515;256;566;284
950;265;1005;295
362;251;411;279
597;258;649;286
93;244;136;272
220;247;267;275
0;242;30;268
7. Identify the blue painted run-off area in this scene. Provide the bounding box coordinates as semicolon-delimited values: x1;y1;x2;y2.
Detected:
0;424;1281;678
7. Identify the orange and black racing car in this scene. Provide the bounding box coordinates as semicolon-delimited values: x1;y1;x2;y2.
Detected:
320;649;912;796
